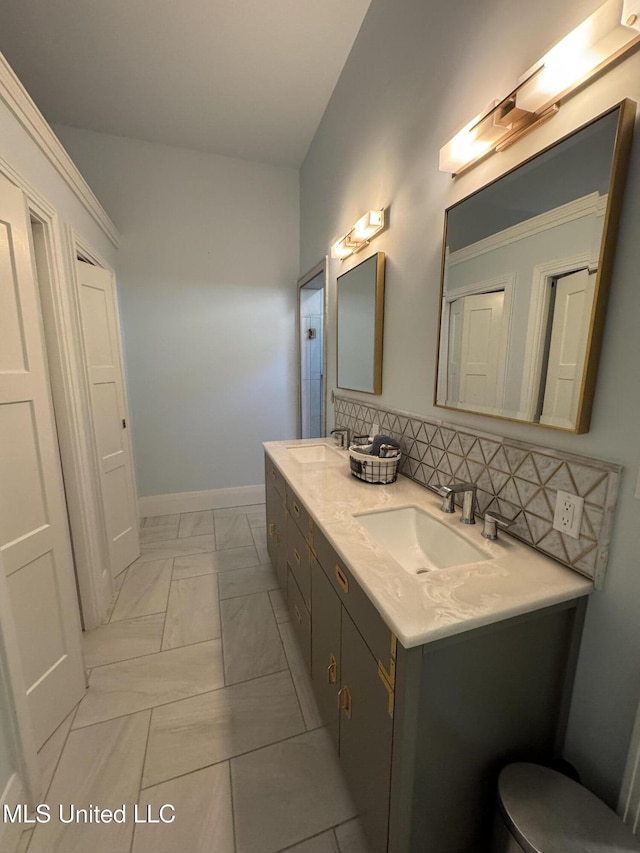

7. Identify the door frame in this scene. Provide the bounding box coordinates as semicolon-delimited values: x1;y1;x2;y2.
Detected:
297;259;328;438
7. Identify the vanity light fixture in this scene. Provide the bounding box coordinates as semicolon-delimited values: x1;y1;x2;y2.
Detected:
330;209;386;260
439;0;640;174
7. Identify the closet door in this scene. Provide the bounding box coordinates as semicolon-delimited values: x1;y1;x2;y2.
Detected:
75;260;139;577
0;174;85;748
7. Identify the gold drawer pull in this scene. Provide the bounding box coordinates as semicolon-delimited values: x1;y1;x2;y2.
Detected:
338;685;352;719
327;654;337;684
378;663;395;718
271;468;277;479
335;564;349;594
293;502;301;518
269;523;276;536
293;548;301;565
294;605;302;624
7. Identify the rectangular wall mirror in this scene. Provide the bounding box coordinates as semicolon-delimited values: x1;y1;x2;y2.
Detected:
337;252;385;394
435;100;635;433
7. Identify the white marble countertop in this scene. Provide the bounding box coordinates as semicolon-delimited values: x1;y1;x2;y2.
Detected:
264;438;593;648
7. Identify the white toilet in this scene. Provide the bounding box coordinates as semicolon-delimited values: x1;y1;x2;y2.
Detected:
493;762;640;852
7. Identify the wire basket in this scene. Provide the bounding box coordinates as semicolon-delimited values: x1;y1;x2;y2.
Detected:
349;444;401;485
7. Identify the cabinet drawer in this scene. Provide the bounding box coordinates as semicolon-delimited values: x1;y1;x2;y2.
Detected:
287;568;310;668
265;457;286;500
314;526;396;685
286;483;314;547
286;514;311;610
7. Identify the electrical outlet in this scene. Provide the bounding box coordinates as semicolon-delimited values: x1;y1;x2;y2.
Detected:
552;490;584;539
371;422;380;438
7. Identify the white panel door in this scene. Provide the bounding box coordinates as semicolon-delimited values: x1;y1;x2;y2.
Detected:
75;261;139;577
0;175;85;748
458;290;505;413
541;269;596;429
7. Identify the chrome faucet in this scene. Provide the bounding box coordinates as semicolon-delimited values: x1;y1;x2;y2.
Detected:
330;427;351;449
482;510;515;540
437;482;477;525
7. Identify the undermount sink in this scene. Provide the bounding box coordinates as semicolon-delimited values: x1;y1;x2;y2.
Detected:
286;443;343;463
355;505;490;574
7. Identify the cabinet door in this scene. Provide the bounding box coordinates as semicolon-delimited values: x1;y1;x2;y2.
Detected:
287;568;311;669
266;476;278;566
266;477;287;591
340;611;394;853
310;558;341;747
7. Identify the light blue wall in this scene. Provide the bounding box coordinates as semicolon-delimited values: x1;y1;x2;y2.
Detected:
54;127;300;496
301;0;640;806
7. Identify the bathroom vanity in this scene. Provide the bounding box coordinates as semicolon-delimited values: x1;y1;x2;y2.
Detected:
264;439;592;853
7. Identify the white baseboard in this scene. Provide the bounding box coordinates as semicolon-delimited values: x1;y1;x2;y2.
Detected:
138;485;266;518
0;772;28;853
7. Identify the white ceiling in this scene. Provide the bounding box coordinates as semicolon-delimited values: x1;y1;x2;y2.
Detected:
0;0;371;167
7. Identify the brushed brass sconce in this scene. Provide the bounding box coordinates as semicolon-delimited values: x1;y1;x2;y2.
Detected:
440;0;640;175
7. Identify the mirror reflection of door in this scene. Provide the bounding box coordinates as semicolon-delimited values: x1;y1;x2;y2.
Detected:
447;289;508;414
298;264;326;439
539;268;596;428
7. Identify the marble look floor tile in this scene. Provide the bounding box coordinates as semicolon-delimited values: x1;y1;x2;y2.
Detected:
16;829;32;853
218;563;279;599
172;546;260;579
28;711;150;853
214;513;254;549
140;519;180;543
278;621;322;730
113;569;128;592
143;670;304;787
286;831;340;853
37;710;75;800
231;728;356;853
106;568;129;619
162;575;220;650
133;763;234;853
334;819;371;853
269;589;291;623
73;640;224;728
221;592;287;685
143;514;180;528
245;504;267;527
178;510;214;538
252;525;270;563
110;559;172;622
83;614;165;668
214;504;264;519
137;535;215;563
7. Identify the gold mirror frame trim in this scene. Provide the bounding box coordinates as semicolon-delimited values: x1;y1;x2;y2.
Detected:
434;98;636;434
337;251;386;396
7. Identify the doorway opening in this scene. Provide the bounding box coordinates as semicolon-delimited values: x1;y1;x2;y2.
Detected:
297;261;327;439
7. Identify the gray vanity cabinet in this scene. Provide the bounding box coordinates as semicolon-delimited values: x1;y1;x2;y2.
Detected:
264;451;585;853
310;553;394;853
310;558;341;745
265;461;287;589
339;609;394;853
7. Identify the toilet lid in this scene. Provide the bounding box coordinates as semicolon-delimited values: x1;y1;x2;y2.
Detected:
498;763;640;853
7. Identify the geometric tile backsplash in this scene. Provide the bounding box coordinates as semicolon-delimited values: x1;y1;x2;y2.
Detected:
334;394;621;588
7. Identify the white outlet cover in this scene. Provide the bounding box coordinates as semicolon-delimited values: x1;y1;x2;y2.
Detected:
553;490;584;540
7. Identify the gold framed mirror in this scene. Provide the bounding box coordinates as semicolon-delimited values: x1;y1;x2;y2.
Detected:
337;252;385;395
435;99;635;433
